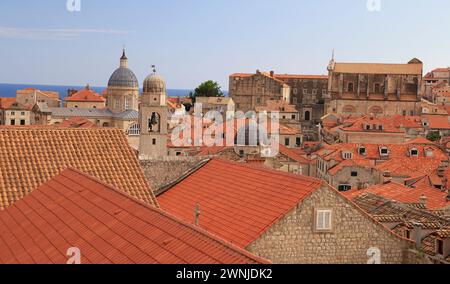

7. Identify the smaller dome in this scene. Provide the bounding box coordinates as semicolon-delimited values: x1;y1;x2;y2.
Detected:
143;74;166;93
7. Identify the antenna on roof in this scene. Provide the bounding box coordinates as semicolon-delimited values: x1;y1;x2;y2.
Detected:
194;203;201;226
332;49;335;61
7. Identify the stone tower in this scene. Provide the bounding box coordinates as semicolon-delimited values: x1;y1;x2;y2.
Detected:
139;69;168;158
106;49;140;113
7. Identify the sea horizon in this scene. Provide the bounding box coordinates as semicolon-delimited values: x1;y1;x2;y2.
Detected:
0;83;228;100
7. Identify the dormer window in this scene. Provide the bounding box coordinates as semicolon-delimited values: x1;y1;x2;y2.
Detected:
359;147;366;156
410;148;419;157
380;147;389;156
342;151;353;160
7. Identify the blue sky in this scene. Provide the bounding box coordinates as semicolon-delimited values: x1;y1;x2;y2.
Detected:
0;0;449;90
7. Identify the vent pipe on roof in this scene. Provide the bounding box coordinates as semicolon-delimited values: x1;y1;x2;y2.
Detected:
194;204;201;226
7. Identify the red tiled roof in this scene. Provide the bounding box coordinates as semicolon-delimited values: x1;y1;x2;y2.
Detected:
59;117;96;128
328;159;374;175
316;142;448;162
158;158;323;248
344;182;450;210
375;157;443;178
431;68;450;73
65;89;106;103
405;137;436;145
16;89;60;99
424;115;450;130
278;144;309;163
0;168;269;264
0;128;157;209
0;98;18;109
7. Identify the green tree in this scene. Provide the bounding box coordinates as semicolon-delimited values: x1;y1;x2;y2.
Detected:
189;80;224;103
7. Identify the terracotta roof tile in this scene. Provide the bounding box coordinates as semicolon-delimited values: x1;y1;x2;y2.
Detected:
0;128;157;209
0;98;19;109
65;89;106;103
0;168;268;264
345;182;450;210
424;115;450;130
158;158;323;248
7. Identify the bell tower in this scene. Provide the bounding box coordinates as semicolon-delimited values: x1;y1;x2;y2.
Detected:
139;66;168;158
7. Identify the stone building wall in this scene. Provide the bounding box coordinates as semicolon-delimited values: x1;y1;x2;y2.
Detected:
229;72;289;112
246;185;417;264
140;157;208;191
330;166;379;191
278;77;328;124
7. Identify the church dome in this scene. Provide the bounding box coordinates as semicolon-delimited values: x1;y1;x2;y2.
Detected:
108;67;139;88
107;49;139;89
143;73;166;93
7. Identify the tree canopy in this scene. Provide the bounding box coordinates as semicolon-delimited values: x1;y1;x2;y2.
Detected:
189;80;224;103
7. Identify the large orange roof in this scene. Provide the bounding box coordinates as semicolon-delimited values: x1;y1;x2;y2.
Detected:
65;88;106;103
344;182;450;210
424;115;450;130
158;159;323;248
0;128;157;209
0;97;18;109
0;168;268;264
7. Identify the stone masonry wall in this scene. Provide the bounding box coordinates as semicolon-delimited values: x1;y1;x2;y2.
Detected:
246;185;418;264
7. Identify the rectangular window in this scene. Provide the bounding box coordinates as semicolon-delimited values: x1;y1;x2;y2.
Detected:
303;89;308;95
285;138;290;146
292;115;296;120
20;120;25;126
338;185;352;192
437;239;444;255
125;99;131;110
296;137;302;147
21;112;25;116
152;139;156;145
10;119;15;126
351;171;358;177
316;209;332;231
11;112;15;116
115;99;120;109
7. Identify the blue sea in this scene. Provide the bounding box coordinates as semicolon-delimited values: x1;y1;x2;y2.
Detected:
0;83;197;100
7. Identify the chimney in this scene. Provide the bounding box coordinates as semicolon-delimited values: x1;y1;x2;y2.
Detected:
411;222;423;250
419;194;428;207
194;204;201;226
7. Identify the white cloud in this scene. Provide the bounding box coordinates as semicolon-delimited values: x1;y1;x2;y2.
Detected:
0;27;128;40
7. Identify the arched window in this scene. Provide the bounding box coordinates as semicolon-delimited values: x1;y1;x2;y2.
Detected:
125;98;131;110
148;112;161;132
127;123;141;136
369;106;383;115
342;105;356;114
304;111;311;121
